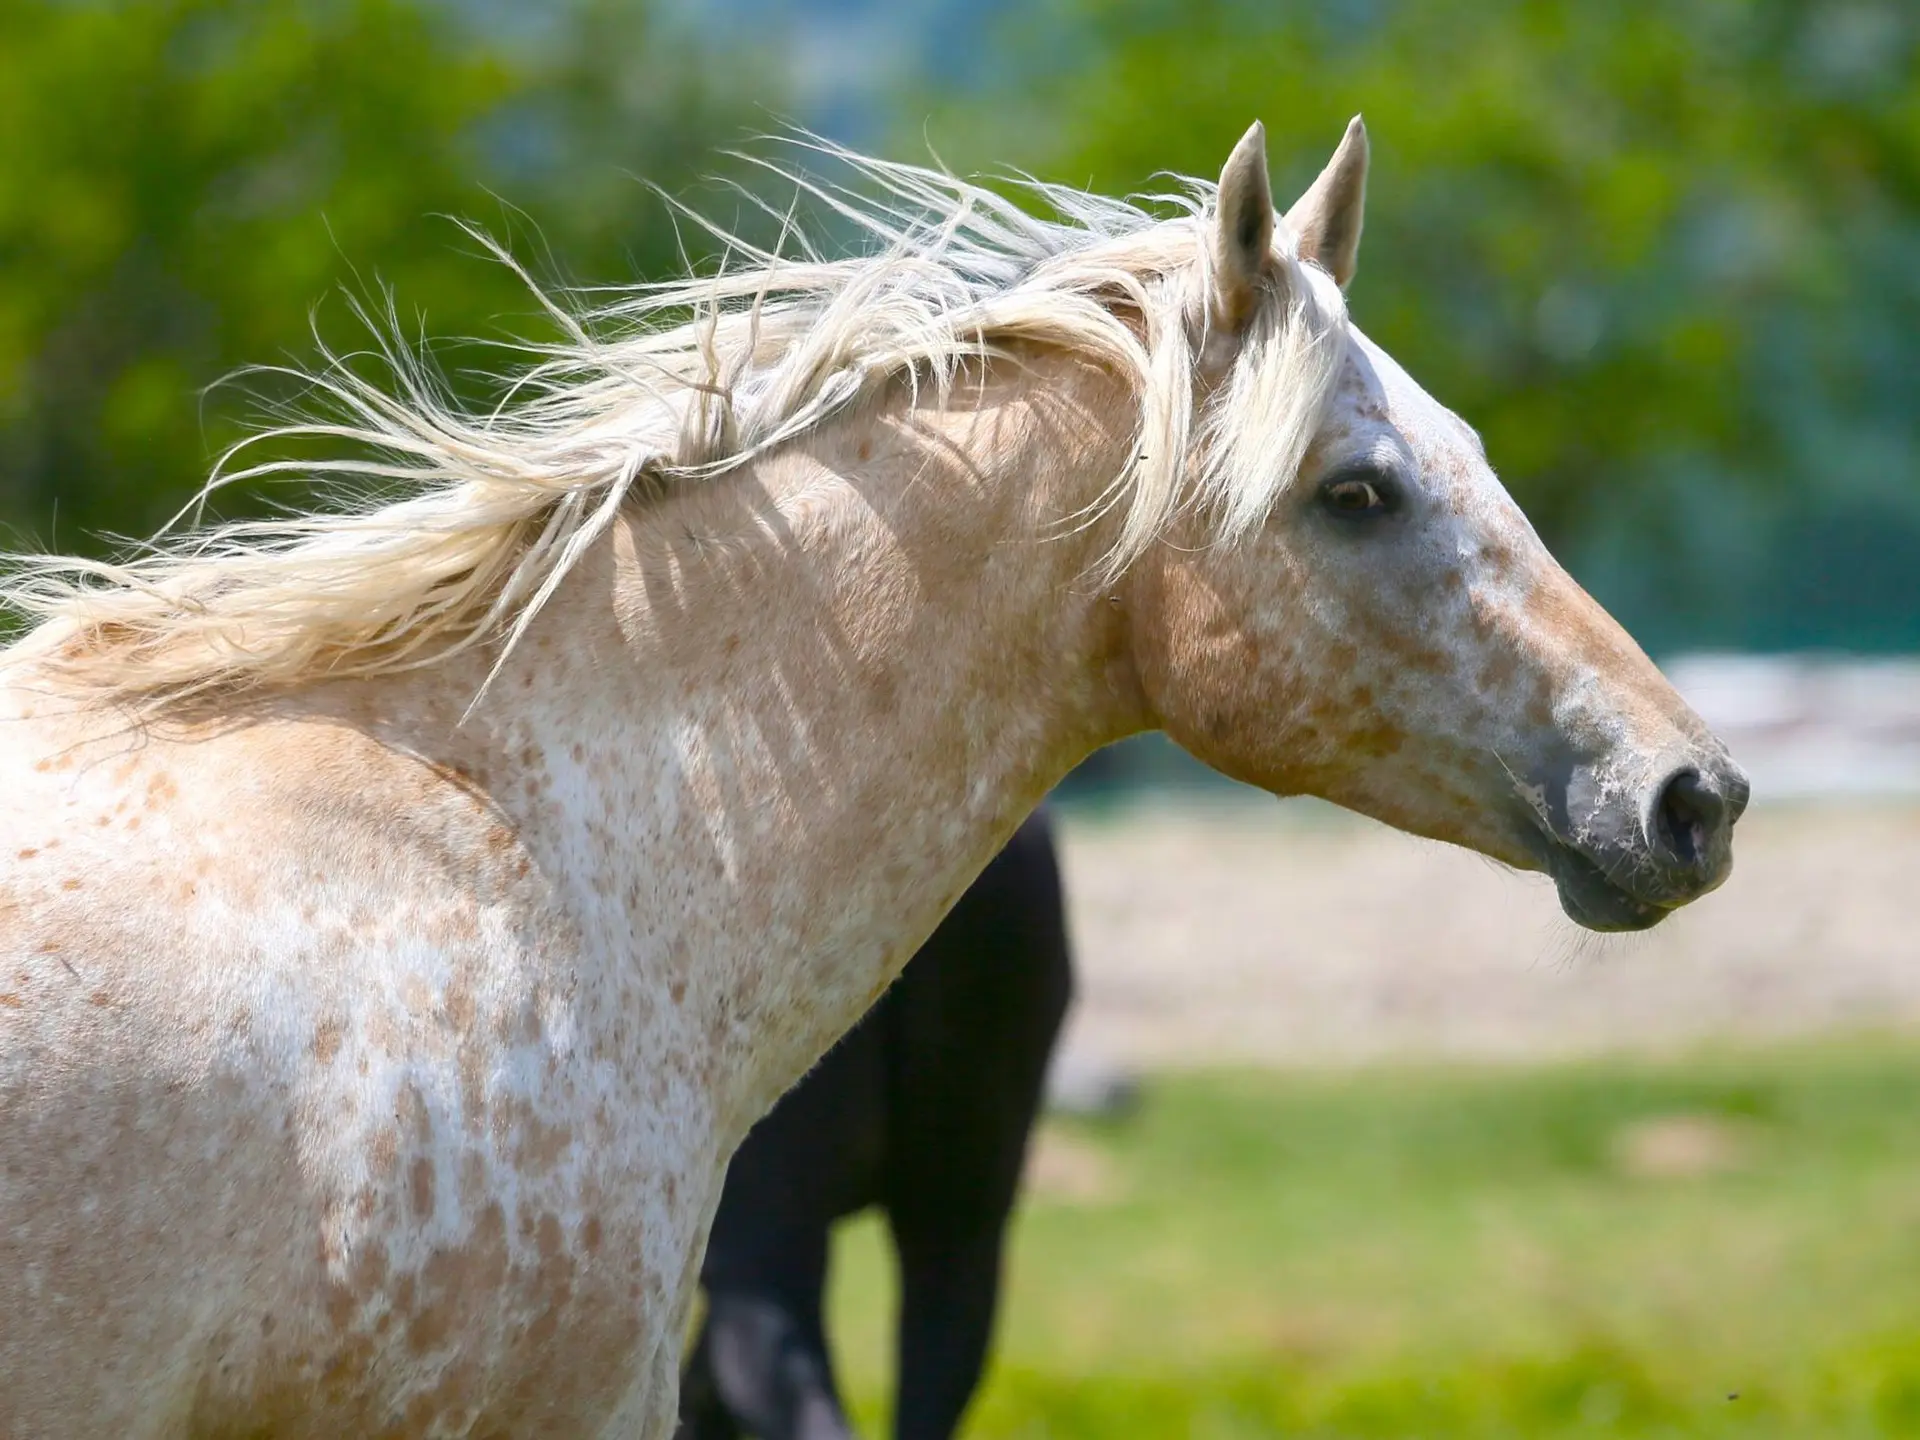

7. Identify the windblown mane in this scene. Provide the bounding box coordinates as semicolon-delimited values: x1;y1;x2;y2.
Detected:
0;138;1349;709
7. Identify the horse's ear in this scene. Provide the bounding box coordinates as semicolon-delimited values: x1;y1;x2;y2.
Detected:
1213;121;1275;331
1284;115;1369;290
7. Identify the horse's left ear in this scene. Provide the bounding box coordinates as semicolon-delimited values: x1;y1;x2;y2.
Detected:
1213;121;1275;331
1284;115;1369;290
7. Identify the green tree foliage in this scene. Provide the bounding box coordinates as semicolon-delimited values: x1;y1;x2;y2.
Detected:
924;0;1920;650
0;0;773;549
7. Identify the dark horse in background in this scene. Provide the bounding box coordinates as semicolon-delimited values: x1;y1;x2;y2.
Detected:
676;809;1073;1440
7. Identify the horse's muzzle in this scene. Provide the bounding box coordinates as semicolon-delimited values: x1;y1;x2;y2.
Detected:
1528;748;1750;933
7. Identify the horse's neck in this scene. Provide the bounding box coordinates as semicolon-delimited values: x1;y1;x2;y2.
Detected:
385;358;1146;1130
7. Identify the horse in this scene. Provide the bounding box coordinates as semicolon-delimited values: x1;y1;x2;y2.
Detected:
677;808;1071;1440
0;117;1747;1437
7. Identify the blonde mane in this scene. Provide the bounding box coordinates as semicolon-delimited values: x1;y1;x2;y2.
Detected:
0;139;1349;709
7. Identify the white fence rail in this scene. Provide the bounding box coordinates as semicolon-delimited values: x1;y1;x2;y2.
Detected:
1666;653;1920;800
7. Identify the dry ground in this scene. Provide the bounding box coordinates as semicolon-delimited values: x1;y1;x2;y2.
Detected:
1050;795;1920;1071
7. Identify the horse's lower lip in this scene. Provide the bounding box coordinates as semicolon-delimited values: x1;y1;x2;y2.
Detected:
1544;842;1672;934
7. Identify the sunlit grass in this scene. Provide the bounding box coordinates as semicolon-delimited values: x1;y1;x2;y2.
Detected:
825;1033;1920;1437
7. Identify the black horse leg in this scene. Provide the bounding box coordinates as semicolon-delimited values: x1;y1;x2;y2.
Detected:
889;1223;1009;1440
679;1229;853;1440
676;1318;743;1440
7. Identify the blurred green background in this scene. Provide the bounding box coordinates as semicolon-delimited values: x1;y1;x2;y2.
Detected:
3;0;1915;653
828;1036;1920;1439
4;2;1917;1435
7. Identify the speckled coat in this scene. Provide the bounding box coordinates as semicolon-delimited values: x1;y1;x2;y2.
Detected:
0;122;1744;1437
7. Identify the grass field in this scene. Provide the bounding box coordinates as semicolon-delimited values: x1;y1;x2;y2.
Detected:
820;1033;1920;1437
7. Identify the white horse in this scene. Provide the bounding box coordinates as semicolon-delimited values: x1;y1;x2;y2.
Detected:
0;119;1745;1436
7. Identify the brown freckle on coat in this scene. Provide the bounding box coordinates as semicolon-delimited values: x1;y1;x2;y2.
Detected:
370;1127;400;1177
326;1286;356;1333
413;1208;508;1354
16;847;36;859
723;632;741;655
60;877;81;890
410;1157;435;1219
405;1299;452;1357
400;976;431;1016
1348;723;1405;759
570;742;586;764
1403;645;1451;675
1525;689;1554;728
517;1112;574;1172
445;977;476;1032
857;438;872;461
312;1016;346;1064
581;1215;603;1253
1477;651;1519;693
403;1393;443;1432
88;989;112;1007
669;978;687;1005
0;993;21;1008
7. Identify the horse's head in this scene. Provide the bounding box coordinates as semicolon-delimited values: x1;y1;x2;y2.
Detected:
1126;119;1747;931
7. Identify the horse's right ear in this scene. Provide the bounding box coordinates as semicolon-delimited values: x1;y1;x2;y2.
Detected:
1212;121;1275;332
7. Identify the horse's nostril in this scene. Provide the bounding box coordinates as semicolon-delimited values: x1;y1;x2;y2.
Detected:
1654;768;1723;873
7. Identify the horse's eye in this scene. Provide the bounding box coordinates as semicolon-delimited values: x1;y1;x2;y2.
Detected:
1320;473;1395;518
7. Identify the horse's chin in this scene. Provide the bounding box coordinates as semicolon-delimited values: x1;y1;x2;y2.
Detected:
1545;845;1673;933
